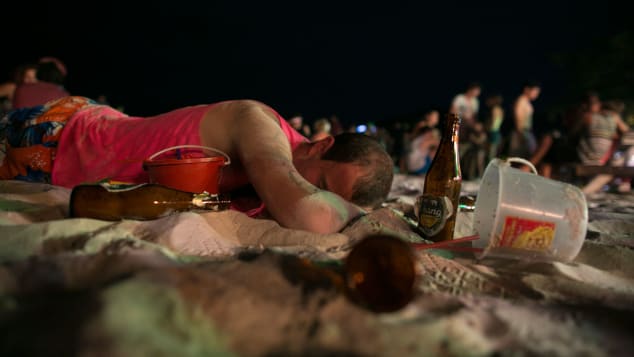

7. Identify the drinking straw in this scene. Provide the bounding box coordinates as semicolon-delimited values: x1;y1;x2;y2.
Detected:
387;208;484;252
412;234;482;252
429;245;484;253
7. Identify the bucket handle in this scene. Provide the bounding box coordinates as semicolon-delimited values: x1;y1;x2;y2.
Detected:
147;145;231;166
505;157;537;174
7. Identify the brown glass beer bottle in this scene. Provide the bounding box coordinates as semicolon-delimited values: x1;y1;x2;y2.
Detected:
285;234;418;313
344;235;418;312
70;183;230;221
417;113;462;242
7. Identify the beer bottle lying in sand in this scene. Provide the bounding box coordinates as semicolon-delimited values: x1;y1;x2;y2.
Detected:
344;235;418;312
288;234;418;313
70;183;230;221
417;113;462;242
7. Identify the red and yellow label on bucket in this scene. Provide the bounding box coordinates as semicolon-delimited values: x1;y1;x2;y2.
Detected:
497;216;556;252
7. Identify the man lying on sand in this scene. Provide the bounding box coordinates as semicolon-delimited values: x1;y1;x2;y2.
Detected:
0;96;394;234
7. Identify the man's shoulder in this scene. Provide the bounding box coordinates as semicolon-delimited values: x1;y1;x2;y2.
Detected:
515;95;528;106
452;94;466;106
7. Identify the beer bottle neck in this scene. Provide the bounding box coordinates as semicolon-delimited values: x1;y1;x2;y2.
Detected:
191;192;231;210
444;114;461;142
138;186;230;211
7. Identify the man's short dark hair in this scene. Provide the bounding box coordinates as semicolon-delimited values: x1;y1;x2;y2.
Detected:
322;133;394;208
523;80;541;89
36;61;65;85
467;82;481;91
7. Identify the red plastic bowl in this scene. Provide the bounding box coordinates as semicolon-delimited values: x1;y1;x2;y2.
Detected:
143;146;230;194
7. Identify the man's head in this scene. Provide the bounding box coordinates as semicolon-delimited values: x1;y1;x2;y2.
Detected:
12;63;38;84
288;115;303;130
522;80;541;100
466;82;481;98
313;118;331;134
582;91;601;113
36;61;66;85
293;133;394;209
424;110;440;128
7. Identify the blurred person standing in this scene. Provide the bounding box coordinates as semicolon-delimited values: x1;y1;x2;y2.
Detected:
450;82;481;126
484;94;505;161
508;81;541;159
288;114;311;138
450;82;482;164
461;120;488;179
328;114;344;136
451;83;486;179
577;100;630;193
310;117;332;141
577;100;627;165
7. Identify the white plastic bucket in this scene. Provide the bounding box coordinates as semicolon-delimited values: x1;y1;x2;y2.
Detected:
473;158;588;262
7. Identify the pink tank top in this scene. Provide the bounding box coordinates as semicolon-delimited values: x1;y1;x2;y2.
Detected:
52;102;308;216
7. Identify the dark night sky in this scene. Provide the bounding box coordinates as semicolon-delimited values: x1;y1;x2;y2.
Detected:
2;1;630;124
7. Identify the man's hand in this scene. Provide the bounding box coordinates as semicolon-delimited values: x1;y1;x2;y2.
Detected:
339;207;427;245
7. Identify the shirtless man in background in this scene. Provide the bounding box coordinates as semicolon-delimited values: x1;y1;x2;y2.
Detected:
509;81;541;159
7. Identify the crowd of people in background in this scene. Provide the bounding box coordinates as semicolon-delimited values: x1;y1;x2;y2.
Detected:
287;81;632;194
1;58;632;194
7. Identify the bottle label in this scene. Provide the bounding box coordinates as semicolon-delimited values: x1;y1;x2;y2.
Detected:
496;216;556;252
417;195;453;236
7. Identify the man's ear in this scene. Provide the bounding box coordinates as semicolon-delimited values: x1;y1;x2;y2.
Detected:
307;135;335;158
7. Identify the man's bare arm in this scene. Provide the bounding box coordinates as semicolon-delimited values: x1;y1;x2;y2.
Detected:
221;100;365;233
615;115;630;134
